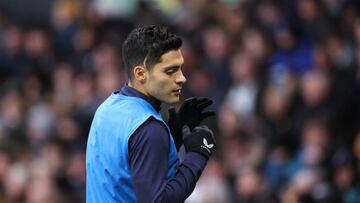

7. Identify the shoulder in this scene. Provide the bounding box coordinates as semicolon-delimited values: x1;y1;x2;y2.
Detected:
128;117;170;158
95;94;156;124
130;117;169;146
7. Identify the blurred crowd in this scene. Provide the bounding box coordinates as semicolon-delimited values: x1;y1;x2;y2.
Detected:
0;0;359;202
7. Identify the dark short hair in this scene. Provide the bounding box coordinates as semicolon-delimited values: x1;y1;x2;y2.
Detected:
122;25;182;80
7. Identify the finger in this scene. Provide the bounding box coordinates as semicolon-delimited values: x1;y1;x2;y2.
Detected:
183;97;197;105
180;97;197;111
196;97;209;104
195;126;215;139
193;97;207;107
184;97;200;112
200;111;216;120
182;125;191;138
196;99;213;110
194;125;210;132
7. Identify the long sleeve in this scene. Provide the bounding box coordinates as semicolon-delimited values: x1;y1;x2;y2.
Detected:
128;117;207;203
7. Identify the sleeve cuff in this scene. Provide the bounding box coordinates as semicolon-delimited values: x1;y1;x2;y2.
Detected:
185;152;208;166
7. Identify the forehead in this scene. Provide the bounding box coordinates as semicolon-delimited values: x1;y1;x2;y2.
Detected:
156;49;184;68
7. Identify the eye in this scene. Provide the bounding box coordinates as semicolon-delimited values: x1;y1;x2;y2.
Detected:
165;69;176;75
164;67;178;75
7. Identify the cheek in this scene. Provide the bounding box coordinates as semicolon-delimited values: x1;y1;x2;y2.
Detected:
148;76;170;95
156;78;171;87
150;76;166;87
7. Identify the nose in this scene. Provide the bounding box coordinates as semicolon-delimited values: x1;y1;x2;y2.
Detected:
176;71;187;84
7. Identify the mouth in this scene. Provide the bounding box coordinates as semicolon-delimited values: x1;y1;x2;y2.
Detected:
172;88;182;95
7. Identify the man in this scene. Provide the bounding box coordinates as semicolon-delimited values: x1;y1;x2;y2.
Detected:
86;25;216;203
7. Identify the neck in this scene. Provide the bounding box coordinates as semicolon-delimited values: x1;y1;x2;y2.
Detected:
128;80;148;97
121;83;162;112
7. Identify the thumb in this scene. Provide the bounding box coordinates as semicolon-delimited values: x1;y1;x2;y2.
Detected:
194;125;210;132
182;125;191;139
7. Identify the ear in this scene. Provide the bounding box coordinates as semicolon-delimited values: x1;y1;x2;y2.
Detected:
133;65;147;83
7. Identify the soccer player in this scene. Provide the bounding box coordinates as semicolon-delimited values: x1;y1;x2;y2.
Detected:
86;25;216;203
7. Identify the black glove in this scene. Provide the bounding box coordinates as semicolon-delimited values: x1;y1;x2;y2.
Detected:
182;125;216;160
168;97;215;150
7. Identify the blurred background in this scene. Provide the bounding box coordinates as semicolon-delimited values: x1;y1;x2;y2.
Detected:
0;0;359;202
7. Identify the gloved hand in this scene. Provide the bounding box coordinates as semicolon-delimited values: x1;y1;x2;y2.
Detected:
182;125;216;160
168;97;215;150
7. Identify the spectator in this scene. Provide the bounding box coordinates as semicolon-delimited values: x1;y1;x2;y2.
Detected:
0;0;358;202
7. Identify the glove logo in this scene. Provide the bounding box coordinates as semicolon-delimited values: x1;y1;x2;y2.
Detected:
203;138;214;149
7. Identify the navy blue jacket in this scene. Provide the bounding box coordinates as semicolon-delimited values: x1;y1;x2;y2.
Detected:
120;84;207;203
